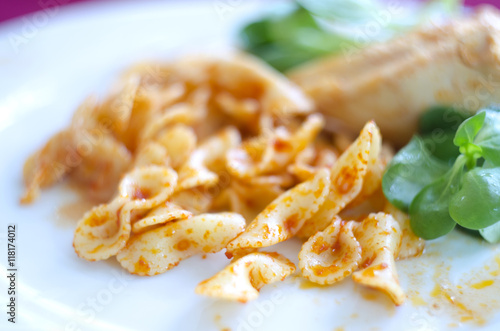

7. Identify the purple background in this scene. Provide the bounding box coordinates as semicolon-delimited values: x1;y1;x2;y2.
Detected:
0;0;498;23
0;0;89;23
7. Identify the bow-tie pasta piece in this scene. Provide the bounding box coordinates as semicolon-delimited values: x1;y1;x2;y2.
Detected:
169;188;215;215
195;252;296;303
299;218;361;285
288;142;338;182
348;143;392;208
223;173;293;222
384;202;425;260
177;127;241;191
257;112;275;135
227;180;285;222
73;198;130;261
226;168;330;255
226;114;324;179
113;91;156;152
117;212;246;276
245;173;295;189
264;114;324;172
88;74;140;136
352;212;405;305
156;124;197;169
338;187;387;223
287;146;316;180
73;165;177;261
134;142;171;168
22;97;97;203
209;187;232;212
297;121;381;238
21;130;77;204
69;96;101;130
138;103;192;144
118;166;178;210
140;87;209;144
177;54;312;118
225;135;267;179
226;247;259;260
215;91;259;125
21;55;314;204
22;93;137;204
70;133;132;202
131;202;193;234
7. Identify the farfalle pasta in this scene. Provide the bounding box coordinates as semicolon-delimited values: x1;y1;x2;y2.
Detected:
177;127;240;191
73;165;178;261
297;121;382;238
117;213;246;276
352;212;405;305
226;114;324;180
196;252;296;302
73;197;130;261
131;202;192;234
22;54;423;305
226;168;330;255
287;141;338;181
225;179;284;222
154;124;197;169
299;212;405;305
299;217;361;285
384;202;425;260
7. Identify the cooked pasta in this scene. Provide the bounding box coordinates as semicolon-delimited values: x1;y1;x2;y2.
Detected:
117;213;246;276
196;252;296;303
225;168;331;256
299;217;361;285
296;121;381;238
22;54;424;304
351;213;405;305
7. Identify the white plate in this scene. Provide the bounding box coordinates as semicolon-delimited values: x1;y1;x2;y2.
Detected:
1;1;500;330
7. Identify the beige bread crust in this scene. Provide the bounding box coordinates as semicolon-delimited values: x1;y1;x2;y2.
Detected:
289;6;500;145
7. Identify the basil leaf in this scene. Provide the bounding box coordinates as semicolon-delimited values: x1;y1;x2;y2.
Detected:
479;222;500;243
419;105;471;134
453;111;486;147
409;156;465;239
382;136;451;211
474;110;500;166
449;167;500;230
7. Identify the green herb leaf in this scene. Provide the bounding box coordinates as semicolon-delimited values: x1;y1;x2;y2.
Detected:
473;110;500;166
421;130;460;164
453;111;486;147
240;19;273;48
240;6;352;71
479;222;500;243
449;167;500;230
298;0;382;23
384;107;500;242
456;225;483;239
409;179;457;239
239;0;463;72
409;156;465;239
245;42;329;72
419;105;471;134
382;136;451;211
